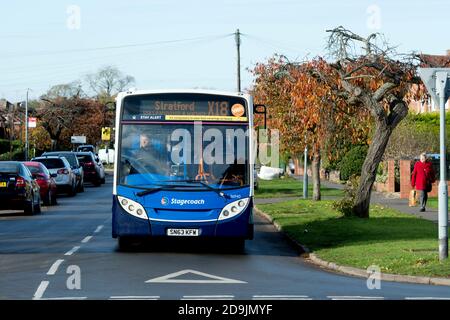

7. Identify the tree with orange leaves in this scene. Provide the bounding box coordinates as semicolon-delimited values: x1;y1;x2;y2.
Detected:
251;55;371;201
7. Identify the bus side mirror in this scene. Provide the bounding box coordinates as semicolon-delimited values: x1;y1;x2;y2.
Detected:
254;104;267;129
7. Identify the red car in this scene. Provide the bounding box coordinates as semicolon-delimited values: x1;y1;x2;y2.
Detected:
23;161;58;206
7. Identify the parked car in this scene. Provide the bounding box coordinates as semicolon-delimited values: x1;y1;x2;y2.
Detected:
0;161;41;214
76;144;96;153
31;156;77;196
42;151;84;192
76;152;105;186
23;161;58;206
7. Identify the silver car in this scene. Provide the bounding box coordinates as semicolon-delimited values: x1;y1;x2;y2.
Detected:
31;156;77;197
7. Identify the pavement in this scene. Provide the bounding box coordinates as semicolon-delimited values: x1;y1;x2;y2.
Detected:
1;174;450;300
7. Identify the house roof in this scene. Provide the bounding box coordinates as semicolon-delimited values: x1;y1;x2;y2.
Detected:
419;54;450;67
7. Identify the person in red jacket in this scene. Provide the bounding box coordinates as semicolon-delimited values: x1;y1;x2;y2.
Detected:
411;153;436;212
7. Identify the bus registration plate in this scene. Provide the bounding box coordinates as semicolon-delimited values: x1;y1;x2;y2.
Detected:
167;228;199;237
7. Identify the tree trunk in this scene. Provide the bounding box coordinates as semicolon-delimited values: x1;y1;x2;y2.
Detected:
352;122;392;217
312;148;321;201
51;139;57;151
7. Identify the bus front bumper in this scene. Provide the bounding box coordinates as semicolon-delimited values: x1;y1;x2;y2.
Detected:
112;196;253;239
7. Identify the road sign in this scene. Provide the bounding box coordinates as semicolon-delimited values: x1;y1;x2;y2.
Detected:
145;269;247;284
28;117;36;128
71;136;86;144
418;68;450;260
418;68;450;105
102;127;111;141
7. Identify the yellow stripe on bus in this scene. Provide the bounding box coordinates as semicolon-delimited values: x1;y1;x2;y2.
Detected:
165;115;248;121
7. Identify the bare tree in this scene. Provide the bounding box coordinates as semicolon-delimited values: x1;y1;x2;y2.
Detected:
85;66;135;98
325;26;420;217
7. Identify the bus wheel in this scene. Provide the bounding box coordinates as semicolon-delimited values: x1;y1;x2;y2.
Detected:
118;237;133;251
231;239;245;253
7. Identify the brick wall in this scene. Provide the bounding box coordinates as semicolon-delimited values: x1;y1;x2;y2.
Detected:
400;160;412;199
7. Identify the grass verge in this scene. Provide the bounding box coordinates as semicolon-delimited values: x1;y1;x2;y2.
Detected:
257;199;450;278
255;177;344;199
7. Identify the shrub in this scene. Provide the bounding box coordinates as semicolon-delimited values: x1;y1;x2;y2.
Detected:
0;148;24;161
0;139;10;154
338;145;368;181
333;174;360;216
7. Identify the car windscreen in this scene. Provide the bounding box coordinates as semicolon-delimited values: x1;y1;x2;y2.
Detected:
25;165;42;174
35;159;64;169
76;155;93;164
46;153;77;167
0;163;19;173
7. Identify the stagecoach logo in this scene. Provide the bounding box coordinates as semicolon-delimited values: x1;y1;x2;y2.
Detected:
161;197;169;205
161;197;206;206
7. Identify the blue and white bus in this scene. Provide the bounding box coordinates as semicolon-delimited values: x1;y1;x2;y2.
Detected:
112;89;256;250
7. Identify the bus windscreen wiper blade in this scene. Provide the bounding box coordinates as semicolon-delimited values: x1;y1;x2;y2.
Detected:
173;179;230;199
135;187;163;197
135;184;197;197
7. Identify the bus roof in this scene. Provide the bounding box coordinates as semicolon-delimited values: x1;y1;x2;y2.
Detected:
116;89;252;101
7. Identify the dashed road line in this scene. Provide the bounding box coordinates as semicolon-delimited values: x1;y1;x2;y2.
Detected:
94;225;104;233
64;246;81;256
33;281;49;300
252;295;312;300
405;297;450;300
110;296;160;300
327;296;385;300
81;236;93;243
46;259;65;275
40;297;88;300
181;295;235;300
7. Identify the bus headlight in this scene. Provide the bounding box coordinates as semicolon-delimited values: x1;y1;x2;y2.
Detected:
117;196;148;220
218;198;249;221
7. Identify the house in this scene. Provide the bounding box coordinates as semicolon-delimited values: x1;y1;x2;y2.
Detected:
408;50;450;113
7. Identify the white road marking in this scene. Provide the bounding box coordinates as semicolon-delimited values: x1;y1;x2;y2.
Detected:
81;236;93;243
328;296;384;300
181;295;235;300
405;297;450;300
94;225;104;233
146;269;246;284
40;297;88;300
46;259;64;275
109;296;160;300
33;281;49;300
253;295;312;300
64;246;81;256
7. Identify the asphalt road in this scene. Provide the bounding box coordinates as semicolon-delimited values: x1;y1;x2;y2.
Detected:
1;174;450;300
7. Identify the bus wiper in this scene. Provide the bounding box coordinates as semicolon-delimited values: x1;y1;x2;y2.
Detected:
134;184;198;197
174;180;230;199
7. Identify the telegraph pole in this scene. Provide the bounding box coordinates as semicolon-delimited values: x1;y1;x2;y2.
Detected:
25;89;30;161
235;29;241;92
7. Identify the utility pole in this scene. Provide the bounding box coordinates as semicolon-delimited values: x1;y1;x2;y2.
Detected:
24;88;31;161
235;29;241;92
303;145;308;199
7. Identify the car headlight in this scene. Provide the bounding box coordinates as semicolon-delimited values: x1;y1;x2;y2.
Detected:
218;198;250;221
117;196;147;220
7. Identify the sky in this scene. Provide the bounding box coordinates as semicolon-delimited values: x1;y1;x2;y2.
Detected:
0;0;449;102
